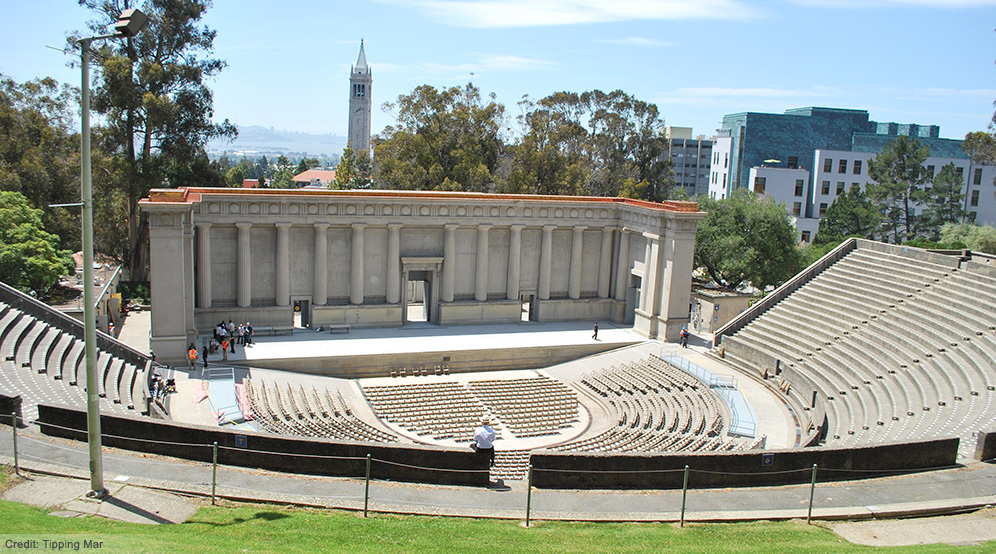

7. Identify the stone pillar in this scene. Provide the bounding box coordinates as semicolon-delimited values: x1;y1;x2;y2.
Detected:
538;225;555;300
387;223;401;304
568;226;586;299
475;224;491;302
195;222;212;309
442;224;457;303
236;223;252;308
598;227;614;299
313;223;329;306
614;229;631;301
656;217;699;341
506;225;524;300
350;223;365;305
641;235;655;312
275;223;290;307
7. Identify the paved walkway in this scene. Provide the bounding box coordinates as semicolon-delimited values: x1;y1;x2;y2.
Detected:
2;316;991;523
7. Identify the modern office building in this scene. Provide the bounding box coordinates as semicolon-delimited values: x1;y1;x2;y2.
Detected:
667;127;713;198
708;107;994;243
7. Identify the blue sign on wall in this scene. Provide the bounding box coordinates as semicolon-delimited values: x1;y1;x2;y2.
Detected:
235;434;247;448
761;453;774;467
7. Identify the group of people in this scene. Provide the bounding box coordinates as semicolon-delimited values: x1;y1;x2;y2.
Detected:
150;373;175;402
205;320;254;363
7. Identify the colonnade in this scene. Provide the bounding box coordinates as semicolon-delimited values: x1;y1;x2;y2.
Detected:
193;222;632;309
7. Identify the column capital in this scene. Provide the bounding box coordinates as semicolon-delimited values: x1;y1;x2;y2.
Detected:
573;225;587;232
388;222;403;230
643;231;660;241
313;222;330;230
275;221;292;230
351;223;367;230
235;222;251;230
477;224;493;231
510;224;526;231
444;223;459;231
196;221;213;230
543;224;557;232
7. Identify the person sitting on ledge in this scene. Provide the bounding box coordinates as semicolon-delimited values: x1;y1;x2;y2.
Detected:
472;416;496;468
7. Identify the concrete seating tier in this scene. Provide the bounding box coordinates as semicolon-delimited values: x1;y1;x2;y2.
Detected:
0;299;149;421
560;357;741;453
467;376;579;437
718;244;996;459
363;382;492;441
246;379;397;443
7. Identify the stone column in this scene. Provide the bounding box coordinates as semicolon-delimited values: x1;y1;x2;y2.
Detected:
275;223;290;307
598;227;614;299
236;223;252;308
312;223;329;306
350;223;365;305
386;224;401;304
442;224;457;302
195;222;212;309
475;224;491;302
538;225;555;300
506;225;524;300
641;235;654;312
657;217;699;341
568;225;586;299
614;229;631;301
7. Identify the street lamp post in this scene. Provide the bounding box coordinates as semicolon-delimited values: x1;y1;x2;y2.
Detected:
77;8;148;499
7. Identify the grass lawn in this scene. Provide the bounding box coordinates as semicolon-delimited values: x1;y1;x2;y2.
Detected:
0;467;994;554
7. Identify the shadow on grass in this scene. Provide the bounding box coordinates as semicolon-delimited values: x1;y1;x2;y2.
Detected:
187;510;292;527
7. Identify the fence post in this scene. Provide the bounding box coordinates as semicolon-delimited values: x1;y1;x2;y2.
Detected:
807;464;817;524
11;413;18;477
211;441;218;505
364;453;371;518
525;464;533;527
680;465;689;527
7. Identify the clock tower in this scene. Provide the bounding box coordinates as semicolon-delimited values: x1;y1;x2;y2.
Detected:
348;40;372;156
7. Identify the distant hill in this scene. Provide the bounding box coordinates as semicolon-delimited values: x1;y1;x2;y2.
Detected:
207;125;348;158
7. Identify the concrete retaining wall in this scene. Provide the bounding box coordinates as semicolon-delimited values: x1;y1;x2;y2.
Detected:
244;341;636;378
36;404;488;486
975;431;996;462
0;393;21;425
530;438;959;489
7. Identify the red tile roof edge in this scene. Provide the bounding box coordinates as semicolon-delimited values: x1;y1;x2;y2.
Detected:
143;188;701;213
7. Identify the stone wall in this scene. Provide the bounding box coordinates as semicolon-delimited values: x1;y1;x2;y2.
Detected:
36;404;487;486
530;438;959;489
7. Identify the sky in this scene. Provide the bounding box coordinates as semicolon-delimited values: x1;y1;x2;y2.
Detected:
2;0;995;145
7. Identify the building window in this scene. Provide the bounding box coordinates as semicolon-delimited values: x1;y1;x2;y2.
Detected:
801;230;811;243
823;159;832;173
838;159;847;173
836;182;845;195
754;176;766;194
821;181;830;195
792;202;802;216
926;165;935;176
795;180;804;196
853;160;862;175
969;212;978;223
971;190;980;207
819;203;828;217
788;156;798;169
722;174;726;187
956;167;964;178
724;153;728;168
974;168;983;185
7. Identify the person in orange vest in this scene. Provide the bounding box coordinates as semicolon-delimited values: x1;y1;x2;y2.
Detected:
221;338;229;361
187;343;197;370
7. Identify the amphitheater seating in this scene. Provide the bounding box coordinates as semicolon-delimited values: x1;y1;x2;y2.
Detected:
467;376;578;437
363;381;493;441
718;242;996;459
0;293;151;421
556;356;753;453
245;379;398;443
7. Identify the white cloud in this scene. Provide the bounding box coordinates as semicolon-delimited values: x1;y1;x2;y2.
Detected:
395;0;762;28
790;0;996;7
599;36;671;47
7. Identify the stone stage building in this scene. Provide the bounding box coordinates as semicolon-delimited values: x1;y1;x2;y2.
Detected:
139;188;705;362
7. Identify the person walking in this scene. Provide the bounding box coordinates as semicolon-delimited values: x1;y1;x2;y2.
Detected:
592;321;599;340
680;326;690;348
472;417;497;468
202;345;209;369
221;338;229;361
187;343;197;370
